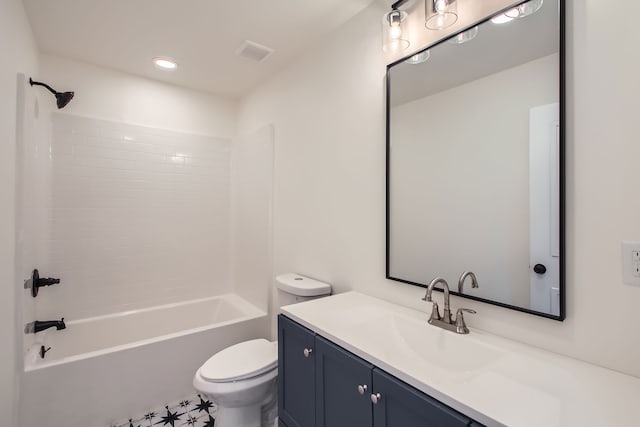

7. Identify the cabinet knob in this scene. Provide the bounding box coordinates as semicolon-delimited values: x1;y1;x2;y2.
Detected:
357;384;368;395
370;393;382;404
303;348;313;358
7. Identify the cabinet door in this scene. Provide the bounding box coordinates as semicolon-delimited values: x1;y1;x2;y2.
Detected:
278;315;317;427
315;337;373;427
372;369;471;427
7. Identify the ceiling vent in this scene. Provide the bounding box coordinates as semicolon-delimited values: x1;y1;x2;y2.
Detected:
235;40;274;62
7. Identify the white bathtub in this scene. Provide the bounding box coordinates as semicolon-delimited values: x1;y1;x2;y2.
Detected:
19;294;268;427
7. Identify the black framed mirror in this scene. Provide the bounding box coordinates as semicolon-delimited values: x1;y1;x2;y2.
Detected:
386;0;565;320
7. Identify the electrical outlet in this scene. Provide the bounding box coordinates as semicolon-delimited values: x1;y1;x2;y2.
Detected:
622;242;640;286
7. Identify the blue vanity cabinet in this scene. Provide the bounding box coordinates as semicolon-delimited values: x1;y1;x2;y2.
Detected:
315;336;374;427
278;315;483;427
371;368;473;427
278;315;317;427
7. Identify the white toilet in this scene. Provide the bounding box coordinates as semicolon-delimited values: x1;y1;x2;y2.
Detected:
193;273;332;427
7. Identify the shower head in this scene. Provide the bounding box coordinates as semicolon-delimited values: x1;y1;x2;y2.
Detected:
29;78;74;109
55;91;75;109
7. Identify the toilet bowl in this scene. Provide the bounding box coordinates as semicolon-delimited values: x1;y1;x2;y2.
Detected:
193;273;331;427
193;339;277;427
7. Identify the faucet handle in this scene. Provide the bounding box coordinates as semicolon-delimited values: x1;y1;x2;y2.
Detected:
454;308;475;334
428;302;441;322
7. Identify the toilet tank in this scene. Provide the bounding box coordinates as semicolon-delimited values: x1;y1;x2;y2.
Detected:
276;273;332;307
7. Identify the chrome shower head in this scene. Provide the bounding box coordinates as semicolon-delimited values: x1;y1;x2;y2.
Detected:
29;78;74;109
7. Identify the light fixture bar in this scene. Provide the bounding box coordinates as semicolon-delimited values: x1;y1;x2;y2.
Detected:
391;0;409;10
425;0;458;30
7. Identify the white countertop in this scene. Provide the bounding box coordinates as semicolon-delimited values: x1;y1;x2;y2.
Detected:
280;292;640;427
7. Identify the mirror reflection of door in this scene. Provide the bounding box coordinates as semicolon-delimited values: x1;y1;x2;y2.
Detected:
529;103;560;315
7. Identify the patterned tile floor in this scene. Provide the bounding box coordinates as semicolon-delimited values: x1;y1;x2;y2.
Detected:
111;394;216;427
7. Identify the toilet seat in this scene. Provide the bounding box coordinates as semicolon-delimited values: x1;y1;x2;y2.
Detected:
200;339;277;383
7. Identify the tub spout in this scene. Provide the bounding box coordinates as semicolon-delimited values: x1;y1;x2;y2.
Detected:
25;318;66;334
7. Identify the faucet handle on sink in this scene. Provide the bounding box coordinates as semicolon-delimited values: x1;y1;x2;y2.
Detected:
429;302;442;322
454;308;476;334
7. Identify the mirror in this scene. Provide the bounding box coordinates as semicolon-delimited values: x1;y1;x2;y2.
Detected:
386;0;564;320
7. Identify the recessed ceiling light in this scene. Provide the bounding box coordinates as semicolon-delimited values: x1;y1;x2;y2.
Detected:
153;57;178;70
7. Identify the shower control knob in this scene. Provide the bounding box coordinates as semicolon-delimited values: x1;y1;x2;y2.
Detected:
357;384;368;395
370;393;382;404
533;264;547;275
303;348;313;358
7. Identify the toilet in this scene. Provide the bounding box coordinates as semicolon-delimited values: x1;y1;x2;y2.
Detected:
193;273;332;427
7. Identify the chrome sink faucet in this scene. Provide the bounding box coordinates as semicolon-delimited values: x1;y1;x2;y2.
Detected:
422;277;452;323
422;277;476;334
458;271;479;293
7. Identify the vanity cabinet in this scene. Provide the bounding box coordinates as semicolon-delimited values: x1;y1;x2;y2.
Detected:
316;336;374;427
371;369;470;427
278;315;483;427
278;315;316;427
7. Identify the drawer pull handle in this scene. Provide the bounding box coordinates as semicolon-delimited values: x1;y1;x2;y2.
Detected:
371;393;382;404
357;384;368;395
303;348;313;358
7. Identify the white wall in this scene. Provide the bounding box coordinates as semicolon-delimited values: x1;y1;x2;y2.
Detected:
40;54;238;138
231;126;274;311
15;72;51;381
0;0;40;424
239;0;640;378
390;54;558;308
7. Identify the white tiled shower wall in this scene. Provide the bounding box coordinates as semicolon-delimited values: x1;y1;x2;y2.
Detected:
35;113;234;320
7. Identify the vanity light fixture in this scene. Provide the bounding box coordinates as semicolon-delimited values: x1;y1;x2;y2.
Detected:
490;13;514;24
425;0;458;30
492;0;543;24
449;26;478;44
153;57;178;70
405;50;431;64
382;0;410;53
505;0;544;18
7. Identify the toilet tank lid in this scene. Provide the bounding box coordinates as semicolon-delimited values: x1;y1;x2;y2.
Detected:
276;273;332;297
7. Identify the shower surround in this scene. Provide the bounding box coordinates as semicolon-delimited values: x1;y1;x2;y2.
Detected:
39;113;234;319
17;108;274;426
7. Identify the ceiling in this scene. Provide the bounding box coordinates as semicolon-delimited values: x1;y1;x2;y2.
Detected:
23;0;376;99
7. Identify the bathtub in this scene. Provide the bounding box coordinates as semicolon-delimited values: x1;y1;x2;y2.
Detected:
19;294;268;427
